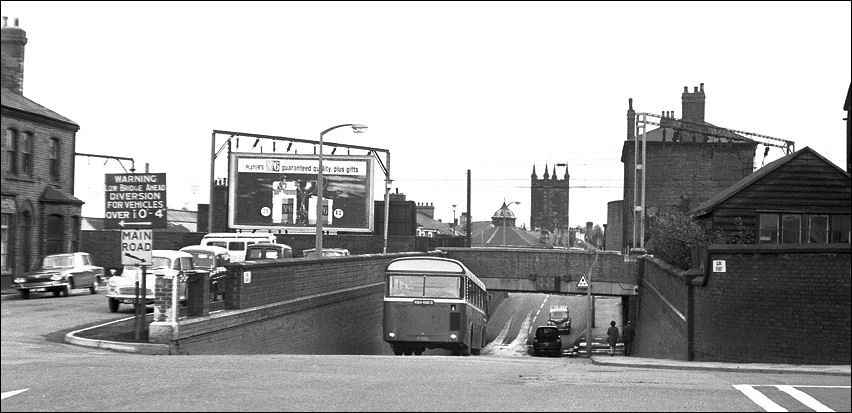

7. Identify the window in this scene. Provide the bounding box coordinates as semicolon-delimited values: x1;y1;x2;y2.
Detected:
49;138;60;179
5;128;17;174
831;215;851;243
781;214;801;244
808;215;829;244
20;131;32;175
71;216;80;251
1;213;9;271
758;214;778;244
228;241;245;251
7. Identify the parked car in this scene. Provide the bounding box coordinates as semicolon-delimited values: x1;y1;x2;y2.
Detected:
106;250;199;313
302;248;350;258
180;245;231;301
246;243;293;260
14;252;104;299
531;326;562;357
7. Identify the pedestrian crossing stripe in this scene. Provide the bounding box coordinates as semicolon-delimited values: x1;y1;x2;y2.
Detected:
577;275;588;288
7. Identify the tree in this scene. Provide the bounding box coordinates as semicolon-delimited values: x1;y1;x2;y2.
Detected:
645;207;710;270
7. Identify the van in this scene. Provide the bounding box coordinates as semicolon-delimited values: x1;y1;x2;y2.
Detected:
200;233;278;262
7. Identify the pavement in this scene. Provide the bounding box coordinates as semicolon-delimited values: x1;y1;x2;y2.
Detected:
3;288;850;375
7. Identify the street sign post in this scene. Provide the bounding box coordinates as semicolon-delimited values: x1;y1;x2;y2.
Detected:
121;229;153;266
104;173;167;229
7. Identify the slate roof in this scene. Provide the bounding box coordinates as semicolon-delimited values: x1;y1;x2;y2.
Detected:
689;146;851;217
40;186;83;205
1;88;79;129
416;212;462;237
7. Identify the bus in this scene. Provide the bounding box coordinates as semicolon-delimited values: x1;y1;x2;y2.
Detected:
383;256;488;356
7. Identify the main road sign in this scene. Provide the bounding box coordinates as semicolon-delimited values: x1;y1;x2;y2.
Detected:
104;173;167;229
121;229;153;266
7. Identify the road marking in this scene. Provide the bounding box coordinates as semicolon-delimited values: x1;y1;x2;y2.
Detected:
482;313;515;354
776;385;835;412
733;385;787;412
1;388;29;400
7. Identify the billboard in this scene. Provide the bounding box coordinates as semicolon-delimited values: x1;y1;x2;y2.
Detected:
228;153;374;232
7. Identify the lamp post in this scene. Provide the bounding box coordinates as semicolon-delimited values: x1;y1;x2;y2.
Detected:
316;123;368;257
452;204;457;231
502;201;521;247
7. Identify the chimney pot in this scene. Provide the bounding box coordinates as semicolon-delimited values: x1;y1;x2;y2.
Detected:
694;86;698;93
15;18;19;27
700;83;704;92
2;16;7;27
684;86;688;93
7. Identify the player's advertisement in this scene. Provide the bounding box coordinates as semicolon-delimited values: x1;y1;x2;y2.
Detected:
228;153;374;232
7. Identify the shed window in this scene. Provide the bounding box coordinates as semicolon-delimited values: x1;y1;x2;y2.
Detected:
758;214;778;244
781;214;801;244
831;215;851;243
807;215;829;244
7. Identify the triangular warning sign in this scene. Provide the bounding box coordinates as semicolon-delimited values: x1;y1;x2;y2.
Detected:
577;275;589;288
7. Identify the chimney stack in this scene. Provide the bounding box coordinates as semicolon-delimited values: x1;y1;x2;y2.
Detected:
681;83;706;123
1;16;28;94
416;202;435;219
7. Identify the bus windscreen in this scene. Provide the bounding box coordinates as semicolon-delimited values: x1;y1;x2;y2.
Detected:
389;275;461;298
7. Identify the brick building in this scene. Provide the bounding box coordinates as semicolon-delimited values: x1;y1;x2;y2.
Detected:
612;84;758;251
1;17;82;289
530;163;569;237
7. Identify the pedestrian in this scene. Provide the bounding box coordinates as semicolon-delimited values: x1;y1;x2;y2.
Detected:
606;320;619;356
622;320;636;357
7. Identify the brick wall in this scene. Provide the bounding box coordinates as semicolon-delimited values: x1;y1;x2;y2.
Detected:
169;251;442;354
693;244;851;364
635;256;689;360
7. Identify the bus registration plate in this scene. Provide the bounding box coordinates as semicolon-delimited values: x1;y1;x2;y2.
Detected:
413;299;434;305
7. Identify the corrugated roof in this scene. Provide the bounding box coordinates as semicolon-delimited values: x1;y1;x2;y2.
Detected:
1;88;79;128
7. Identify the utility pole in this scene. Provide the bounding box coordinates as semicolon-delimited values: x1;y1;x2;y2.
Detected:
466;170;472;248
587;249;599;358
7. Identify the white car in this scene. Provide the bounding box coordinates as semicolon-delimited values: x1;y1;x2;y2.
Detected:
106;250;196;313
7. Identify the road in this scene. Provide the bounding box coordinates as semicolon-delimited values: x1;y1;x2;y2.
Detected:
2;290;849;411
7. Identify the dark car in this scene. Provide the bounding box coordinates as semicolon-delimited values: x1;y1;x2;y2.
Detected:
532;326;562;357
180;245;232;301
14;252;104;299
246;243;293;260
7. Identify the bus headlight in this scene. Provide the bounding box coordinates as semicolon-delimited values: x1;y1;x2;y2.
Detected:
449;333;457;340
388;332;395;338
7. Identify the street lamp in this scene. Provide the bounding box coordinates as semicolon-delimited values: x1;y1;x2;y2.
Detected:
502;201;521;247
316;123;368;257
452;204;457;231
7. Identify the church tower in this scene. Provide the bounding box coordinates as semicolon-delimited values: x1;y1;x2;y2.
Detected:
530;163;570;233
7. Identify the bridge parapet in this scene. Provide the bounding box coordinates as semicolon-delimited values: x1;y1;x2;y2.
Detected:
441;247;639;295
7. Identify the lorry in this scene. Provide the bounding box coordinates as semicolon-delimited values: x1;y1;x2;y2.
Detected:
547;305;571;334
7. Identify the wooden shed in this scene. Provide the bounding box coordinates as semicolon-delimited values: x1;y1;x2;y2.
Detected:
690;146;851;244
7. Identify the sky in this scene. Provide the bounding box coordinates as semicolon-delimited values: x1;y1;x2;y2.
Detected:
2;1;850;230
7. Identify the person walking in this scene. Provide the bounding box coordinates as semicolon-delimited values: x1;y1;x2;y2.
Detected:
622;320;636;357
606;320;620;356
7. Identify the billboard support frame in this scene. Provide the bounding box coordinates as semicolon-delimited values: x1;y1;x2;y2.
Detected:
210;130;392;253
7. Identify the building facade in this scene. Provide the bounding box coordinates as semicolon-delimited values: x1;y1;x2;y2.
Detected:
1;17;82;289
615;84;758;251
